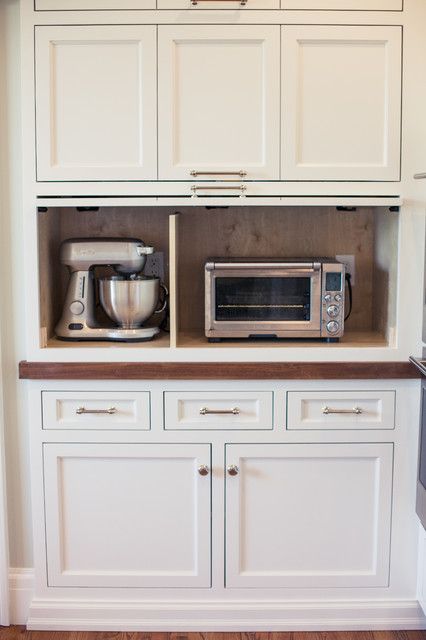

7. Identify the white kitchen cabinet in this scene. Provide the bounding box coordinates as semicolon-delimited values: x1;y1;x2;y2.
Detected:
164;391;273;430
42;391;151;430
43;442;211;588
282;0;402;9
225;442;393;588
281;25;402;181
158;25;280;181
287;390;396;430
158;0;278;9
35;26;157;181
36;0;155;8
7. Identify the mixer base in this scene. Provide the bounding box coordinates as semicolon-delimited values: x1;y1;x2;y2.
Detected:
56;325;160;342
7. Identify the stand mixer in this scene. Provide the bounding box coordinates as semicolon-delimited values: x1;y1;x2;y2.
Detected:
55;238;165;341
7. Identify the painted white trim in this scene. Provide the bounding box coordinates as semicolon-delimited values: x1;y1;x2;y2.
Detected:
0;360;10;626
9;568;34;625
26;598;426;631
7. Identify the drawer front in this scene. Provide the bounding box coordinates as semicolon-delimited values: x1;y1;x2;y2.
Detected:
42;391;151;430
164;392;273;430
35;0;155;9
287;391;395;430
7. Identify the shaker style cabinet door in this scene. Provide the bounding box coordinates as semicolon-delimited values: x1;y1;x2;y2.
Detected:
43;443;211;588
281;26;402;181
225;443;393;588
158;26;280;181
35;26;157;181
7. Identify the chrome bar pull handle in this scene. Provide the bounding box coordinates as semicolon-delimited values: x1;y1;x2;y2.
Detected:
227;465;239;476
322;406;363;415
198;465;210;476
200;407;240;416
191;0;247;5
414;173;426;179
191;185;246;197
76;407;117;415
190;170;247;178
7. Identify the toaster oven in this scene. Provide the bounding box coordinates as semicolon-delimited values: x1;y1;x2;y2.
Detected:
205;258;345;341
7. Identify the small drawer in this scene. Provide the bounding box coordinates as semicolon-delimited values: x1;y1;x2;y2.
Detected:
164;391;273;430
287;391;395;430
35;0;155;10
42;391;151;430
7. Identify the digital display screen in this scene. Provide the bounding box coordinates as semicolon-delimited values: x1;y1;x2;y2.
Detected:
326;272;342;292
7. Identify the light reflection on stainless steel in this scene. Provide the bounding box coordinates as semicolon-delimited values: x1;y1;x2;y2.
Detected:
99;276;160;329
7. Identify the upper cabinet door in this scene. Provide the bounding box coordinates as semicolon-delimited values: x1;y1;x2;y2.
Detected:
158;26;280;181
35;26;157;181
281;26;402;181
282;0;402;8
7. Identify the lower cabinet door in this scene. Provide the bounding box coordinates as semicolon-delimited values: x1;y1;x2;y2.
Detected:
225;443;393;588
43;443;211;588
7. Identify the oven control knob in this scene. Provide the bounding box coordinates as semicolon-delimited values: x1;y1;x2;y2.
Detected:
334;294;342;302
326;321;339;334
324;294;332;302
69;300;84;316
327;305;339;318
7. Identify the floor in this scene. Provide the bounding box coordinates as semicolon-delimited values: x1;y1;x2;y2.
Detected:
0;631;426;640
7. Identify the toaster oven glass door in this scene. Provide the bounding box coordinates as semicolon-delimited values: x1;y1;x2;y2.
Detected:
215;276;311;322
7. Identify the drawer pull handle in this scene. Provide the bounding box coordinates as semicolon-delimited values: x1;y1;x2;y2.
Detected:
200;407;240;416
198;465;210;476
414;173;426;180
190;170;247;178
227;465;239;476
191;0;247;5
191;185;246;196
76;407;117;415
322;406;363;415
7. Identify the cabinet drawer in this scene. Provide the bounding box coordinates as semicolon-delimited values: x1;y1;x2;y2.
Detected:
35;0;155;9
282;0;402;8
287;391;395;430
164;392;273;430
42;391;151;430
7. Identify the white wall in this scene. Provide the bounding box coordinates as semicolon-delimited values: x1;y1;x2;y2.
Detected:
0;0;32;568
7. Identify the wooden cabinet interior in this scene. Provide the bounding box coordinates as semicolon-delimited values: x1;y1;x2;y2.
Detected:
37;206;398;349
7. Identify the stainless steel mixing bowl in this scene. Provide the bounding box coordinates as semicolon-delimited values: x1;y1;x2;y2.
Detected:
99;276;164;329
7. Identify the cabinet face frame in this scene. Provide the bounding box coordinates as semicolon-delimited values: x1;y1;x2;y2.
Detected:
281;25;402;182
225;442;393;588
157;25;281;181
43;442;212;588
35;25;157;181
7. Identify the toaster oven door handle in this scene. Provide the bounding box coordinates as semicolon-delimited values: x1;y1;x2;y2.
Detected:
209;262;321;271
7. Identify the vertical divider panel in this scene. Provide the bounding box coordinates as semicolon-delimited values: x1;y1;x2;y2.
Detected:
169;212;180;348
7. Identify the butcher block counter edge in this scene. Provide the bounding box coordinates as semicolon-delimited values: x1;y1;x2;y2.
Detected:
18;360;421;380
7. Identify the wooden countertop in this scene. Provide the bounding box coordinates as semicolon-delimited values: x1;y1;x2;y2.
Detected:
19;360;420;380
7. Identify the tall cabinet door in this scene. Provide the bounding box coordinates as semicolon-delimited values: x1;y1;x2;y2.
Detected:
226;443;393;588
158;26;280;180
281;26;402;181
35;26;157;181
43;443;211;588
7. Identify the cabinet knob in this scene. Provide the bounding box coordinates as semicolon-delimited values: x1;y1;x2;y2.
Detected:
227;464;239;476
198;465;210;476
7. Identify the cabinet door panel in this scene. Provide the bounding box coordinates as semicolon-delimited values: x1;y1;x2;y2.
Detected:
44;443;211;587
35;26;157;181
281;26;402;181
226;443;393;588
158;26;280;180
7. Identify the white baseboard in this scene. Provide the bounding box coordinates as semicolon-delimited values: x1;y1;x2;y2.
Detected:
27;598;426;631
9;568;34;625
9;568;426;631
